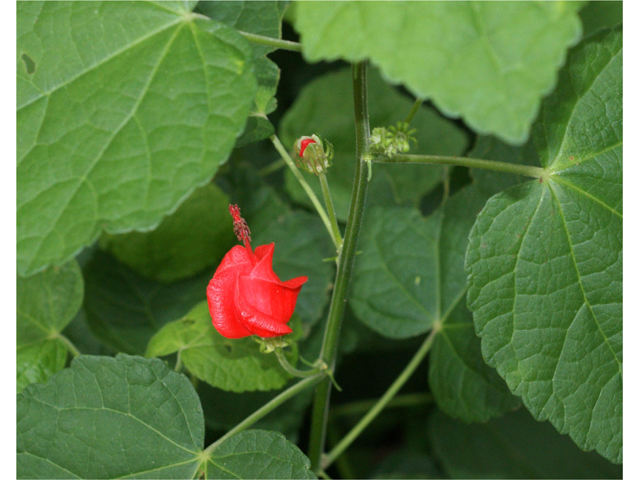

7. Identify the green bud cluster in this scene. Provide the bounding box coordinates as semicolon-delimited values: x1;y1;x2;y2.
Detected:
369;121;417;156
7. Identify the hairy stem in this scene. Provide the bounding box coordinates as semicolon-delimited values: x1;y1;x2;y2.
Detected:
319;173;343;250
204;372;326;454
403;98;424;125
238;31;302;52
308;62;371;471
376;153;546;178
321;329;438;470
270;135;339;247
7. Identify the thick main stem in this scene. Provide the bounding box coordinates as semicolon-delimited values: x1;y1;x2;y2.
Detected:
307;62;371;471
377;153;546;178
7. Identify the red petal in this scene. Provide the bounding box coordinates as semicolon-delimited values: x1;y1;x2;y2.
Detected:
252;243;281;282
206;247;254;339
237;275;305;326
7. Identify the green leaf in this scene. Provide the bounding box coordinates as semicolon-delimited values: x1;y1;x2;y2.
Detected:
18;354;204;479
579;1;622;36
83;250;211;355
17;1;257;275
17;260;83;392
146;302;298;392
17;340;67;394
203;430;316;480
197;1;288;145
295;2;582;144
18;354;315;479
429;409;622;479
100;184;235;283
280;68;467;221
253;210;335;325
351;186;518;422
466;28;622;462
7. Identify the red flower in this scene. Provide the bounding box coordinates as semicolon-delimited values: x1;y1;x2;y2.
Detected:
207;205;307;338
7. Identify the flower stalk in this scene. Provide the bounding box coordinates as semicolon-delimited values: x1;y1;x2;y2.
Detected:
270;135;340;248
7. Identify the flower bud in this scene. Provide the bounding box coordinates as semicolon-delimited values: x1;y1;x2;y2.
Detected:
294;134;333;175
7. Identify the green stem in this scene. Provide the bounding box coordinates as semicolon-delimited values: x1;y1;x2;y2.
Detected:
270;135;339;248
58;334;80;357
174;350;183;373
377;153;546;178
276;349;322;378
258;158;286;176
204;372;326;454
317;470;332;480
403;98;424;125
321;329;438;470
308;61;371;471
238;31;302;52
330;392;433;418
319;173;343;250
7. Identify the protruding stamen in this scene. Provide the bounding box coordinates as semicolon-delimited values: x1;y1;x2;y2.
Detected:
229;205;255;263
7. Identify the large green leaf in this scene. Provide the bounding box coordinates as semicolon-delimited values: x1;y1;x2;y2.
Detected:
197;1;288;146
83;250;211;355
295;2;582;144
17;354;315;479
429;409;622;479
146;302;298;392
280;68;468;221
466;28;622;462
253;210;335;325
17;1;256;275
100;184;235;283
17;260;83;392
351;186;518;421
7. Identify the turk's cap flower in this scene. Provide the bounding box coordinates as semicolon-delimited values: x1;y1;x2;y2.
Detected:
206;205;307;339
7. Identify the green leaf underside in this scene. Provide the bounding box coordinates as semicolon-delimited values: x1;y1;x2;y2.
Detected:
146;302;297;392
280;68;468;221
17;260;84;392
295;2;582;144
204;430;316;480
17;1;256;275
351;186;518;421
18;354;314;479
100;184;235;283
429;409;622;479
83;250;212;355
197;1;288;145
465;28;622;462
253;210;335;325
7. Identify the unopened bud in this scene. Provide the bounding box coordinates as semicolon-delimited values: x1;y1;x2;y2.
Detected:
294;134;333;175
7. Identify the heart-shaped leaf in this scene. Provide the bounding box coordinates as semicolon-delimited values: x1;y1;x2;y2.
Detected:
466;27;622;463
17;1;256;275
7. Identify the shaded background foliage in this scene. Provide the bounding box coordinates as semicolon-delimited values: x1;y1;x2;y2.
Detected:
17;1;622;479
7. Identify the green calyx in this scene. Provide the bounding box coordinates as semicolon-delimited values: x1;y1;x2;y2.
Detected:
295;134;334;175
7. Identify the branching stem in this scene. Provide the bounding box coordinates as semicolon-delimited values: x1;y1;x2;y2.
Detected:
319;173;343;250
321;329;438;470
238;31;302;52
377;153;546;178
